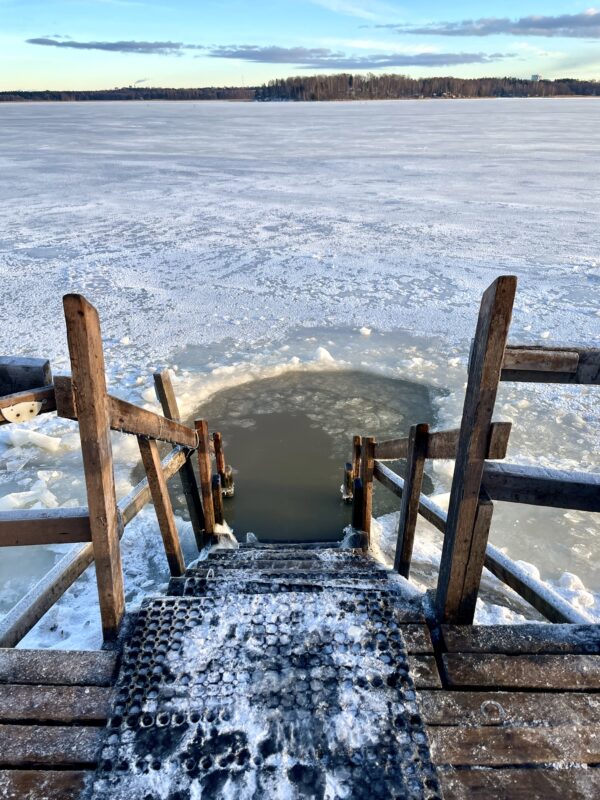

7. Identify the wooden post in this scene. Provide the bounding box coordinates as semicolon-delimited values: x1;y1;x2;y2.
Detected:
212;474;224;526
436;276;517;624
351;478;364;532
153;370;205;549
221;465;235;497
359;436;375;544
138;437;186;577
213;432;235;497
351;435;361;481
195;419;215;538
342;462;353;503
394;423;429;578
458;490;495;624
62;294;125;641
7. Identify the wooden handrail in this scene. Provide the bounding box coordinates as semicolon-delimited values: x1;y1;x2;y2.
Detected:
482;462;600;512
373;461;592;625
502;345;600;385
0;508;91;546
118;447;189;526
54;376;198;450
0;385;57;426
374;421;511;462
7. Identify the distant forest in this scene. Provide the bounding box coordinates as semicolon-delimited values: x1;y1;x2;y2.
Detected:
2;74;599;102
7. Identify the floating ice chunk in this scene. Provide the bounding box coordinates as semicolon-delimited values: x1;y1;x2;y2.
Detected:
120;336;131;345
315;346;335;363
2;428;62;453
541;331;550;339
245;532;259;544
359;327;371;336
0;480;59;510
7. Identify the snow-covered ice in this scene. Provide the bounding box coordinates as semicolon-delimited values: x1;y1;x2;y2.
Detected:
0;99;598;645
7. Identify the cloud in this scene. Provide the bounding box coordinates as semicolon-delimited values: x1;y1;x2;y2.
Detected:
208;45;510;69
26;37;205;55
378;9;600;38
308;0;396;22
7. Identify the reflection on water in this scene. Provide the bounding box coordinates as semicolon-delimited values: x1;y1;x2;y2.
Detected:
188;370;443;542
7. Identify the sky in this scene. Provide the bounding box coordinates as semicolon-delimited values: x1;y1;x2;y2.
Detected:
2;1;600;90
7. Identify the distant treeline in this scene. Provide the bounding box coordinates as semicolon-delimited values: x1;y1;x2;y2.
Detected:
256;74;600;101
0;86;255;102
2;75;600;103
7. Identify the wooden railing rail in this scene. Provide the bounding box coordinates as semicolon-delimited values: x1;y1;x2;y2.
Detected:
502;345;600;385
374;421;511;462
371;460;593;625
0;508;91;547
0;385;57;426
482;463;600;512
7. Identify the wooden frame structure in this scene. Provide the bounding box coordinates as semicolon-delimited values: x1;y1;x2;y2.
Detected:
351;275;600;625
0;294;234;645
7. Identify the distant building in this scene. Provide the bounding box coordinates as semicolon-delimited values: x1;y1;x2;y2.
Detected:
531;74;542;82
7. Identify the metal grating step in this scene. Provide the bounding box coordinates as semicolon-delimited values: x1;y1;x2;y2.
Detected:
91;592;441;800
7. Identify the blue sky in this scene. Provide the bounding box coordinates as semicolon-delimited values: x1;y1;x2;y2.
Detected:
2;1;600;90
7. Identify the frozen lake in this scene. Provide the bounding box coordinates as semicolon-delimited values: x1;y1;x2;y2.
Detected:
0;99;598;645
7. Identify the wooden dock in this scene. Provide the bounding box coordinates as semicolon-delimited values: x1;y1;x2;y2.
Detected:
0;276;598;798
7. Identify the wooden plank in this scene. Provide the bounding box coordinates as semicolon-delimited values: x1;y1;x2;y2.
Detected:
55;375;197;449
394;423;429;578
62;294;125;641
439;766;600;800
452;491;494;625
0;770;89;800
373;462;447;533
351;477;364;532
408;655;442;689
483;462;600;512
195;419;215;537
503;347;580;373
0;508;91;547
484;543;593;625
0;544;94;648
502;346;600;385
153;370;204;548
0;685;111;724
429;723;600;765
375;421;511;462
0;725;102;768
436;276;517;624
138;437;185;576
118;447;187;527
351;435;361;481
212;474;225;526
400;625;434;654
0;386;56;426
443;653;600;690
0;650;118;686
0;358;52;398
441;623;600;655
419;690;600;727
359;436;375;541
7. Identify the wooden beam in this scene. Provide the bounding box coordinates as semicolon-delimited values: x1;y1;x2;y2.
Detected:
0;650;119;686
441;623;600;655
484;542;593;625
503;346;579;373
351;477;364;532
0;685;111;724
438;767;600;800
482;462;600;512
138;437;185;577
0;357;52;397
502;345;600;385
351;435;361;481
373;461;447;533
374;421;512;462
62;293;125;641
212;474;224;526
0;725;103;768
0;508;91;547
0;385;56;426
118;447;187;527
359;436;375;542
0;771;89;800
55;375;197;449
195;419;215;538
394;423;429;577
436;276;517;624
153;370;204;548
454;491;495;625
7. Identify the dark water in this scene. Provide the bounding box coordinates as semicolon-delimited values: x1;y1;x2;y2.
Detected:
186;370;443;542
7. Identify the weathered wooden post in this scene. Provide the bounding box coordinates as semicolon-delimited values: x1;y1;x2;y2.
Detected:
351;435;361;482
213;432;235;497
342;462;353;503
436;276;516;624
212;474;225;526
138;436;186;577
153;370;205;549
351;478;364;532
195;419;215;539
394;423;429;577
62;294;125;641
359;436;375;544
